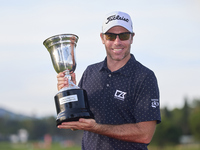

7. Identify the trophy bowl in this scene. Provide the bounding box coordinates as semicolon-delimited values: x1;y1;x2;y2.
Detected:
43;34;94;126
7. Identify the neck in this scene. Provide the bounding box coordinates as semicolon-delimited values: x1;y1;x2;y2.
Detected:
107;54;131;72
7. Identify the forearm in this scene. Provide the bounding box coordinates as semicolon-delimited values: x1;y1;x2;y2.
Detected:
58;119;156;143
92;121;156;143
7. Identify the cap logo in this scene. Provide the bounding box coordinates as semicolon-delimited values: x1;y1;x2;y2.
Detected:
105;15;129;24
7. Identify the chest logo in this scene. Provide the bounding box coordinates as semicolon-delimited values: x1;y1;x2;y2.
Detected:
114;90;127;101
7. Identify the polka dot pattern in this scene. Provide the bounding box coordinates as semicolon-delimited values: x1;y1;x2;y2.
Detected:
78;54;161;150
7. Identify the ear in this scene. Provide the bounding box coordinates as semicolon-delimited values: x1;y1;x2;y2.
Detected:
100;33;105;44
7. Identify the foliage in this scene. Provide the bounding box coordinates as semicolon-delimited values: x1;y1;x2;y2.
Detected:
0;115;83;144
189;99;200;141
151;97;200;147
1;97;200;147
151;108;182;146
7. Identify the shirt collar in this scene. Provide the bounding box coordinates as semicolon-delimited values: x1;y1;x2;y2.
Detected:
99;54;137;76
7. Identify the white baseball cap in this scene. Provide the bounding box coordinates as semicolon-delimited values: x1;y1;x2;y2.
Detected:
102;11;133;33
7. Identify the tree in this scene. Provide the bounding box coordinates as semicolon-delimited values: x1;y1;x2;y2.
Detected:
179;97;191;135
151;108;182;147
189;98;200;141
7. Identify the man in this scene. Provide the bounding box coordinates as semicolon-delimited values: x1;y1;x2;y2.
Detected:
57;11;161;150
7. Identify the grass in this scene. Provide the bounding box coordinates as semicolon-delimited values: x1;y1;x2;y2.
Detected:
0;142;81;150
0;142;200;150
148;145;200;150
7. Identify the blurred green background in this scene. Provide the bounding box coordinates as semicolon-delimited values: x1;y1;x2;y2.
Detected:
0;97;200;150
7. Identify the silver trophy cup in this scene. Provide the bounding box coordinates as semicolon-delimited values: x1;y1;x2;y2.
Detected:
43;34;94;126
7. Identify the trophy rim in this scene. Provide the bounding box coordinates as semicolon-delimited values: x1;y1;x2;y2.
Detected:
43;33;79;47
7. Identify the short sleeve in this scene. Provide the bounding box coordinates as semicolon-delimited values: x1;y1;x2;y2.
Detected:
134;71;161;124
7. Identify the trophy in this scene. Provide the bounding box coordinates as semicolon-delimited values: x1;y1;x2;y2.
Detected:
43;34;94;126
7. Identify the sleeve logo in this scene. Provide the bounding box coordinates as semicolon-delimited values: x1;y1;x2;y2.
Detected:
151;99;159;108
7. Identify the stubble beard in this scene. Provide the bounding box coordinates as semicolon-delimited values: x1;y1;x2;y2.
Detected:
106;45;131;62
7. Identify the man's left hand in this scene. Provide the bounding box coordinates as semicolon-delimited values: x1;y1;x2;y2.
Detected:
57;118;97;131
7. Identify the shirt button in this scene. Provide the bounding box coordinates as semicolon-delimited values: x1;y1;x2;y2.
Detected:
106;84;109;87
109;74;111;77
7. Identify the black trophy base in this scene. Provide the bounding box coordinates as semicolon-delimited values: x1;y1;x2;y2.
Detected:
54;88;94;126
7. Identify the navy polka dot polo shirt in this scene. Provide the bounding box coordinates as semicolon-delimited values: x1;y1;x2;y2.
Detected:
78;54;161;150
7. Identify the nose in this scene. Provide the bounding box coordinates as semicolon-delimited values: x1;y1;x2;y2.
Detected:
113;35;122;45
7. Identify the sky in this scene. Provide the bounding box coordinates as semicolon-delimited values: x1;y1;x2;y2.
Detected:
0;0;199;117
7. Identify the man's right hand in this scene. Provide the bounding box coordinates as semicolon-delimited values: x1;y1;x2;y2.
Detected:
57;71;76;91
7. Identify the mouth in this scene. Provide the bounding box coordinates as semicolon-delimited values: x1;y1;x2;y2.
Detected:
112;48;123;52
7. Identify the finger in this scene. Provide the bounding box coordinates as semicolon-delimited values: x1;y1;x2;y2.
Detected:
79;118;94;123
71;72;76;79
71;129;78;131
57;72;68;90
70;73;76;85
57;80;68;86
57;77;68;90
78;118;97;130
57;77;68;82
61;121;80;126
57;83;66;91
57;72;65;78
57;125;71;129
57;123;79;130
